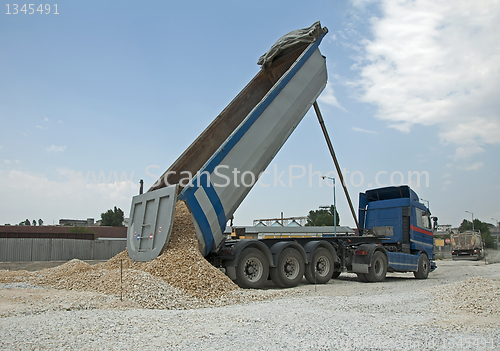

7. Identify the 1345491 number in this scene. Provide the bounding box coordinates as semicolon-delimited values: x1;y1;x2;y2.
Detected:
5;4;59;14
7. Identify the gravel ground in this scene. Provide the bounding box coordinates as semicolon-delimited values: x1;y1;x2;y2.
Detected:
1;259;499;350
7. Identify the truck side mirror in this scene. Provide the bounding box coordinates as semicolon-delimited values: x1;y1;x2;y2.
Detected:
432;216;438;230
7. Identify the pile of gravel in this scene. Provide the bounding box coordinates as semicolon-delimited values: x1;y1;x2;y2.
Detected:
429;276;500;330
432;276;500;316
95;201;239;300
0;201;303;310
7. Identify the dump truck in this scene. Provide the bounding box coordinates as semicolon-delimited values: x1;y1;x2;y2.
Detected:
451;231;484;260
127;22;436;288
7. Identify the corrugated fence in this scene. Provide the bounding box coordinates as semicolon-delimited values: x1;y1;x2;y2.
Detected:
0;238;126;262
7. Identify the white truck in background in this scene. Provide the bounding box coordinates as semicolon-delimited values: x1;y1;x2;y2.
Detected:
451;231;484;260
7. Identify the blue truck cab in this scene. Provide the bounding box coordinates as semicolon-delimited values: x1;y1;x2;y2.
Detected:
357;186;436;278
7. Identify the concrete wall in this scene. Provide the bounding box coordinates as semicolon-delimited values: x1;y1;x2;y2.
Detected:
0;238;126;262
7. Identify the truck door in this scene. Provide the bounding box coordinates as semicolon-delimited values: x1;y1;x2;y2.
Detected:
411;207;433;254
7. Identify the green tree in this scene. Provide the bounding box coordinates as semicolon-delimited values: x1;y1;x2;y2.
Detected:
69;226;94;234
100;206;125;226
24;219;30;226
459;219;495;248
306;205;340;227
32;220;36;226
38;219;43;226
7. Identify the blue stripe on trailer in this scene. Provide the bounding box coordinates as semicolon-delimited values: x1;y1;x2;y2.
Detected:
183;191;214;254
200;173;227;236
179;31;326;201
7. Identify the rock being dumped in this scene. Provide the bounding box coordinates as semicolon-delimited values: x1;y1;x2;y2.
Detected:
0;201;239;309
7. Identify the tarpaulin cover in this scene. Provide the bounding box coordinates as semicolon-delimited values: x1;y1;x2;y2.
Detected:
257;21;325;68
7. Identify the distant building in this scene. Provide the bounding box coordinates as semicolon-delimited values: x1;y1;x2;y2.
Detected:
435;224;459;237
436;224;452;233
59;218;96;226
0;225;126;240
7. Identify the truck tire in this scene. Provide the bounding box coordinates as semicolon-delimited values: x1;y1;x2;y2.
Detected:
305;248;334;284
270;248;305;288
476;250;484;261
357;273;369;282
366;251;387;282
413;253;429;279
235;248;269;289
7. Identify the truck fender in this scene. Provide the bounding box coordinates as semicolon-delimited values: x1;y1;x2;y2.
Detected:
269;241;307;268
302;241;338;264
351;244;386;274
224;240;273;270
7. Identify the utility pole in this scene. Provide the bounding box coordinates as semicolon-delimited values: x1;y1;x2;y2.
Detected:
492;218;499;247
465;211;474;231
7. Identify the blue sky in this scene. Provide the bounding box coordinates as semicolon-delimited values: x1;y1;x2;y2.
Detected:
1;0;499;229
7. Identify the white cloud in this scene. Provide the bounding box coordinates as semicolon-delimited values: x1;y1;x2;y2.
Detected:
351;0;376;9
443;180;452;185
352;127;377;134
0;169;137;224
356;0;500;159
318;84;347;111
328;33;337;43
453;145;484;160
459;162;484;171
43;117;49;122
46;145;66;153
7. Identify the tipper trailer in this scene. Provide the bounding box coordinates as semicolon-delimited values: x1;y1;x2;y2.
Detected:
127;22;436;288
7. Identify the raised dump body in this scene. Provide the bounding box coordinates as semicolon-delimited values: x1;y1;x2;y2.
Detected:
125;23;436;289
451;231;484;260
128;22;328;261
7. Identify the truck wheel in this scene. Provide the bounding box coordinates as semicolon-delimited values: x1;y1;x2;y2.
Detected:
270;248;305;288
413;253;429;279
476;250;484;261
366;251;387;282
235;248;269;289
305;248;334;284
357;273;369;282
